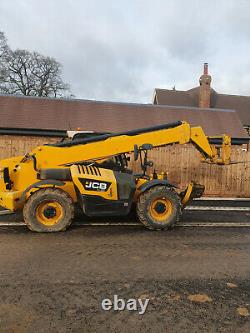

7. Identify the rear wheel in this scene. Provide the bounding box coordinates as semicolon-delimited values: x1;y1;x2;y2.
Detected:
137;186;181;230
23;188;74;232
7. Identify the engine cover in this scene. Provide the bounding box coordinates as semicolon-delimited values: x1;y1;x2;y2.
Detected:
71;164;136;216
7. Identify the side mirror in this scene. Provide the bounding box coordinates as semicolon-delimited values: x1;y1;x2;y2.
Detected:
134;144;139;161
141;143;153;150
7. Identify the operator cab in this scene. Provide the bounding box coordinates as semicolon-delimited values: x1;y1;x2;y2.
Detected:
68;131;131;172
97;154;130;173
71;131;131;172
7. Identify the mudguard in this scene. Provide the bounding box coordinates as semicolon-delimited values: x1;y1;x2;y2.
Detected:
138;179;178;193
19;179;65;204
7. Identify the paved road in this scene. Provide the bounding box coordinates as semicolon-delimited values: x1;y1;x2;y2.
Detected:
0;210;249;332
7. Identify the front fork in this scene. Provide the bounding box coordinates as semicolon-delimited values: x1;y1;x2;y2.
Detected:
179;182;205;208
147;172;205;209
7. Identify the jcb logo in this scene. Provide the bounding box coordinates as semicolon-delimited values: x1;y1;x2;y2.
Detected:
85;181;107;191
80;179;111;192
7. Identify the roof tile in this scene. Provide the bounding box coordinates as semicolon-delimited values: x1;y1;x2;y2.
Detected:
0;94;248;139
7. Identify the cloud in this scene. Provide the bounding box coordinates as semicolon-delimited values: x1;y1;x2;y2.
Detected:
1;0;250;102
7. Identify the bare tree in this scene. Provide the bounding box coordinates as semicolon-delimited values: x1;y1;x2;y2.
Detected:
0;49;71;97
0;31;9;83
0;32;72;98
0;31;8;59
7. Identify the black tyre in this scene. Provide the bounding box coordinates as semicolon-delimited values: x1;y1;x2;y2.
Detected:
137;186;181;230
23;188;74;232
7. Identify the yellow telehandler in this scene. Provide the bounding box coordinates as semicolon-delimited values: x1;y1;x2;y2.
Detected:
0;120;231;232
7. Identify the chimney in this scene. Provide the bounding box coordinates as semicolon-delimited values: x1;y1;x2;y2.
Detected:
199;63;211;108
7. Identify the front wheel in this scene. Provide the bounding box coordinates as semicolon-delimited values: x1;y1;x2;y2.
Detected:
23;188;74;232
137;186;181;230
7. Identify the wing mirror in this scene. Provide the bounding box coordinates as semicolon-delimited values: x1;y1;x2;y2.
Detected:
141;143;153;150
134;143;153;161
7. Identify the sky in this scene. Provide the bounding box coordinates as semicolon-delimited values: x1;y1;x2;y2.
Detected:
0;0;250;103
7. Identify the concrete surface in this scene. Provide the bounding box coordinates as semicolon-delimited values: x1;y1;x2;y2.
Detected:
0;210;249;332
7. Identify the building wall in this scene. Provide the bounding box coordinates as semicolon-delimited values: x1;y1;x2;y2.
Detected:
0;135;249;197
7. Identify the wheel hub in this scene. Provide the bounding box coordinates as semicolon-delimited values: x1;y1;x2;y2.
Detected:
154;202;167;214
149;197;173;222
36;201;63;226
43;206;57;219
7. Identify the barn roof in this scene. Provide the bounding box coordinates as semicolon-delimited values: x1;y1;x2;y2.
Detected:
154;87;250;126
0;94;248;140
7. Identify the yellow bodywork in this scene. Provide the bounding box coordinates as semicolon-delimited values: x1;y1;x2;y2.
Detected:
71;165;118;200
21;122;231;168
0;121;231;212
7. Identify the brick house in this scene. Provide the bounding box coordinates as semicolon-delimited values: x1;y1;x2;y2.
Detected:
153;63;250;136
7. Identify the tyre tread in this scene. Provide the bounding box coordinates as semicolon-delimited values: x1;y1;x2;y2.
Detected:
23;188;74;232
137;186;181;230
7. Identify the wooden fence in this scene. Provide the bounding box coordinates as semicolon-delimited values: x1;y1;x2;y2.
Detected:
0;135;249;197
130;145;250;197
0;135;58;159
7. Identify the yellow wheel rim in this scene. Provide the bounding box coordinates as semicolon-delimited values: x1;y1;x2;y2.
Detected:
36;201;64;226
149;198;173;222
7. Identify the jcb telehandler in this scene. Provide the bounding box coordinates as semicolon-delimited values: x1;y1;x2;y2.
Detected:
0;120;231;232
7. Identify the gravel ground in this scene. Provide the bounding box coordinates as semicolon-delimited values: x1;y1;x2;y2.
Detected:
0;208;249;332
